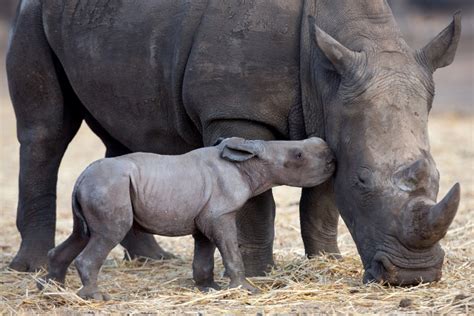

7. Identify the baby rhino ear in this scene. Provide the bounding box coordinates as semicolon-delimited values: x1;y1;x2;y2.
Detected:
213;137;226;146
220;138;261;162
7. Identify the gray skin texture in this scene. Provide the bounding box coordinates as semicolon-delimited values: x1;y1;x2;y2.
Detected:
7;0;461;285
38;137;335;300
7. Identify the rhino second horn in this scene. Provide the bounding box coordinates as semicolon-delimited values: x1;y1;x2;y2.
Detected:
394;159;430;192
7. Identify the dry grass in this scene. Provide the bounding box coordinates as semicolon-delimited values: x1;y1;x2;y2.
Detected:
1;99;473;313
1;252;472;314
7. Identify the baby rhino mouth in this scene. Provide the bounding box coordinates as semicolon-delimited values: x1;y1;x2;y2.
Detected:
362;249;445;286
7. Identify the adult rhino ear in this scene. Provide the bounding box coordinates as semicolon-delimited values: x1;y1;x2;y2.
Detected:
309;16;360;75
419;12;462;72
220;138;262;162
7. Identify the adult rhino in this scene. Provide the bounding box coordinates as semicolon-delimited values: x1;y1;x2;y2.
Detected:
7;0;461;285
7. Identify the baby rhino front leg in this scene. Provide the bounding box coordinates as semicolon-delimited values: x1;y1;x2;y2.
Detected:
199;213;259;293
192;232;220;291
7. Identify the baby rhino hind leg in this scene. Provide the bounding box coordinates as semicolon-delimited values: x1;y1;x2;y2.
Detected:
74;166;134;300
37;219;89;289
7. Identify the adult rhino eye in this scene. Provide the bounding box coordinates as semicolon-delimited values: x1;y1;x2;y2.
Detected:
295;152;303;159
356;167;374;190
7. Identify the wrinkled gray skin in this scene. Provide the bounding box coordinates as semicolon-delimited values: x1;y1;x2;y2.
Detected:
7;0;461;285
39;137;335;299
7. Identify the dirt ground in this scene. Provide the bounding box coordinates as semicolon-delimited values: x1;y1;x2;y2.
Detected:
1;9;473;315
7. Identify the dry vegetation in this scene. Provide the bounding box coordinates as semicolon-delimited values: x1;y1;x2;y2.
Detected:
1;96;473;314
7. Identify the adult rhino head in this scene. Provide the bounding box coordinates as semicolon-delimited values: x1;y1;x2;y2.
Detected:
303;5;462;285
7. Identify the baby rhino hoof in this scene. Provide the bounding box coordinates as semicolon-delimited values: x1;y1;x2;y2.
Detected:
78;288;111;301
230;280;261;294
36;278;47;291
36;274;64;291
197;282;221;292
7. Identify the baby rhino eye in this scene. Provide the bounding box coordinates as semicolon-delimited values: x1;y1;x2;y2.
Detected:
284;149;305;168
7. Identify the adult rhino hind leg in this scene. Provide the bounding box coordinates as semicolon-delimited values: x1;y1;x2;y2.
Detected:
120;230;175;261
204;121;277;276
300;180;341;258
6;2;83;272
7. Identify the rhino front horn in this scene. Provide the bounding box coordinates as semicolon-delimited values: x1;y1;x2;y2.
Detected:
426;183;461;243
402;183;461;248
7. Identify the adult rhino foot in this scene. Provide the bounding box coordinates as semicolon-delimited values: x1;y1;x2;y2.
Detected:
9;241;52;272
121;230;175;261
240;244;274;277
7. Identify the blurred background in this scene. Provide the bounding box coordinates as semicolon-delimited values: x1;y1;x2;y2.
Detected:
388;0;474;113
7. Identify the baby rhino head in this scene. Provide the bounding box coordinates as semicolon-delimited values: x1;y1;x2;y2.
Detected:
218;137;335;188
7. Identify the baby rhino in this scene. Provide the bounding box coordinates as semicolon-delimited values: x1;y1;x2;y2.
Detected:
40;137;335;300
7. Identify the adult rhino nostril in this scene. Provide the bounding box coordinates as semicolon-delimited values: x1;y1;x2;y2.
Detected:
363;254;400;285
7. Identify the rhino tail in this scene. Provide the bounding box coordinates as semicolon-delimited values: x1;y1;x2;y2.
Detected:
71;171;91;237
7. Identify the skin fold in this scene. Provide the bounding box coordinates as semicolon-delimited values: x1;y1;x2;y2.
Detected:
38;137;335;300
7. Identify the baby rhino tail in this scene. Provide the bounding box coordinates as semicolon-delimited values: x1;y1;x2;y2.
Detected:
72;191;89;236
71;169;91;237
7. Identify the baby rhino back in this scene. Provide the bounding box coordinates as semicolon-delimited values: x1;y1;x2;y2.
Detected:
118;153;213;236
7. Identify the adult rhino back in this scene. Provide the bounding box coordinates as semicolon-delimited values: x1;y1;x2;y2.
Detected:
43;0;208;152
42;0;304;152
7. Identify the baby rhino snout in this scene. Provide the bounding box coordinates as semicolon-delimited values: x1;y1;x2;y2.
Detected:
325;151;335;169
306;137;335;166
299;137;336;186
320;146;336;175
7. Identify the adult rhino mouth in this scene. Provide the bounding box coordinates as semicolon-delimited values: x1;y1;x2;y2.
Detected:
361;183;460;286
362;248;445;286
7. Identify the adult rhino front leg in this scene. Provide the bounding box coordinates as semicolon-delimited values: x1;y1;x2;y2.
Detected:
205;121;276;276
300;180;340;258
236;191;276;276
